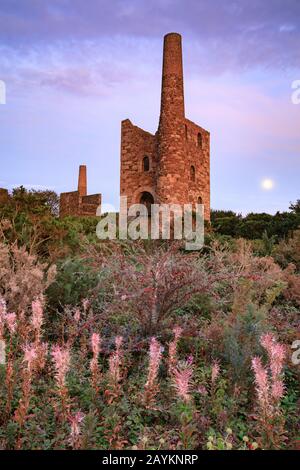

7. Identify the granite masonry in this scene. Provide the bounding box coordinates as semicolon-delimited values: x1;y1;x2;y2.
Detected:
59;165;101;217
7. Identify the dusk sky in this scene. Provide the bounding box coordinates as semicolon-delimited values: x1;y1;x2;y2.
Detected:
0;0;299;214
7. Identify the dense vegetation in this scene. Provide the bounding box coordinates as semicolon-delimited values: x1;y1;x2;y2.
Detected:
0;188;299;450
211;202;300;240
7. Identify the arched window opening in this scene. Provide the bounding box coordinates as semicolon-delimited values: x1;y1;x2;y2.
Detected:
185;124;188;140
198;196;203;204
140;191;154;216
190;165;196;182
197;132;202;148
143;156;150;172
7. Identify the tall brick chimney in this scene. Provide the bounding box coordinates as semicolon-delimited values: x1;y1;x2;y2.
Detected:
78;165;87;197
159;32;185;122
120;32;211;220
156;32;187;204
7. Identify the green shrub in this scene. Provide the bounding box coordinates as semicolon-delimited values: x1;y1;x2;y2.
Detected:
46;257;100;311
222;304;266;383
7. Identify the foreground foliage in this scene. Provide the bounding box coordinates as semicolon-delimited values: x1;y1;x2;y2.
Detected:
0;235;299;450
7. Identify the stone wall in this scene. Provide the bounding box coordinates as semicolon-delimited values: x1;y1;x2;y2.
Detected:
59;166;101;217
59;190;101;217
184;118;210;220
120;119;158;206
59;191;81;217
80;194;101;216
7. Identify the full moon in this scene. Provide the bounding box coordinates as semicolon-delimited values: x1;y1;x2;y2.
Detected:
261;178;275;190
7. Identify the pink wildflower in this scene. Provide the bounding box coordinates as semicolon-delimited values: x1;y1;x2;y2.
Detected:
211;360;220;384
5;312;17;334
90;332;101;391
14;343;37;432
168;326;182;374
36;342;48;370
108;336;123;384
31;297;44;340
69;411;85;449
145;337;162;389
251;356;270;410
251;333;286;424
105;336;124;403
51;345;71;389
0;296;7;339
91;333;100;357
261;333;285;381
143;337;163;407
272;380;285;401
260;332;274;353
172;362;193;402
270;343;286;380
115;335;123;352
109;355;120;384
23;344;37;373
260;333;286;402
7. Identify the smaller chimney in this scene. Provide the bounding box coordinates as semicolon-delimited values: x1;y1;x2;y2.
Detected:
78;165;87;196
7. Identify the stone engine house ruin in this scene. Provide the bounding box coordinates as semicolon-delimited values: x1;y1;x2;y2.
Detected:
59;165;101;217
120;32;210;220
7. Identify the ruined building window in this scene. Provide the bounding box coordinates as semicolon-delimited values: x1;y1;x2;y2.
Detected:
197;132;202;148
185;124;188;140
190;165;195;182
143;155;150;172
198;196;203;204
